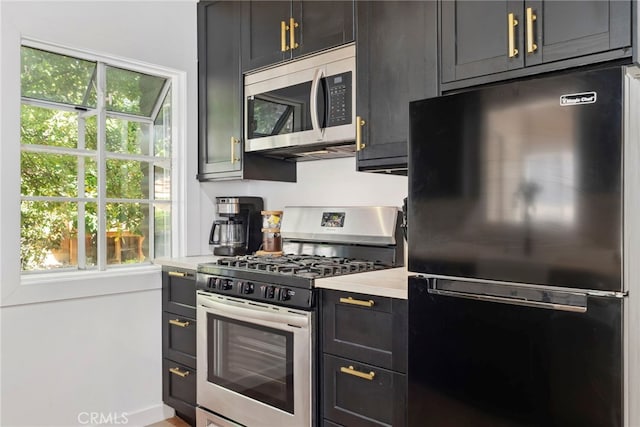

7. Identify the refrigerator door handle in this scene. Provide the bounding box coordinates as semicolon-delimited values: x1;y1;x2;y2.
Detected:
427;288;587;313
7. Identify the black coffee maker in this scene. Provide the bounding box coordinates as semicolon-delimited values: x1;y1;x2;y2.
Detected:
209;196;264;256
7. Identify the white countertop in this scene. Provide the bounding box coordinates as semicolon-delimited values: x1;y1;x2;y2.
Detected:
314;267;410;299
153;255;221;271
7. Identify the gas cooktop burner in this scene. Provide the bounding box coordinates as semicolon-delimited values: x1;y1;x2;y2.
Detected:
216;254;384;279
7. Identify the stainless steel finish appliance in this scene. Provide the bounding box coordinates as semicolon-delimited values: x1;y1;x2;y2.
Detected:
209;197;263;256
407;65;640;427
196;206;404;427
244;44;356;161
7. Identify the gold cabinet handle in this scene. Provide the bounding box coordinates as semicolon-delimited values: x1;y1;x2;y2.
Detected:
340;365;375;381
230;136;240;164
526;7;538;54
169;319;190;328
281;21;290;52
289;18;299;50
356;116;366;151
508;12;519;58
167;271;186;277
339;296;375;307
169;367;190;378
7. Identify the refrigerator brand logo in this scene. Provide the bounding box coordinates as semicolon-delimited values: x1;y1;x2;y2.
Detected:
560;92;597;106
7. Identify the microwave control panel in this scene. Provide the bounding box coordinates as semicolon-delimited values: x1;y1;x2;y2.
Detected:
325;71;352;128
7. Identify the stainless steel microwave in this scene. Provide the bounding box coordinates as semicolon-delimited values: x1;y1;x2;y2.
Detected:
244;44;356;160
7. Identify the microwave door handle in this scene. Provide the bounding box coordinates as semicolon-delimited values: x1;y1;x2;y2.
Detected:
310;68;324;139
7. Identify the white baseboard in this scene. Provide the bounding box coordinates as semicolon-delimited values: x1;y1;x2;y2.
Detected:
125;403;175;427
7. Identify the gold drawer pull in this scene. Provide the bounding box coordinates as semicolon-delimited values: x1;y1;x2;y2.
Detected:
356;116;366;151
169;367;190;378
169;319;190;328
281;20;290;52
526;7;538;54
339;296;375;307
508;12;519;58
167;271;186;277
340;365;375;381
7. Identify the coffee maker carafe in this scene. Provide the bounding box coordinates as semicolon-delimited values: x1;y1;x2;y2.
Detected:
209;197;263;256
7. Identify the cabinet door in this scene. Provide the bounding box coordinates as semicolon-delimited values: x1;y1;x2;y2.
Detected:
291;1;354;58
162;359;196;426
323;354;407;427
526;0;631;66
197;1;243;180
241;1;291;72
322;289;407;373
441;1;524;83
356;1;438;174
162;269;196;318
163;311;197;369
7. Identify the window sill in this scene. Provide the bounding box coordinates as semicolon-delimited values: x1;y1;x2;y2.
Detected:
2;264;162;307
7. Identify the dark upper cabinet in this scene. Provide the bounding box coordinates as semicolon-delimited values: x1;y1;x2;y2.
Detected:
198;1;243;180
198;1;296;182
441;0;632;88
355;1;438;175
241;0;354;72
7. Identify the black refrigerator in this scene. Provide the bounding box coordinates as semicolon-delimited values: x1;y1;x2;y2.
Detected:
407;65;634;427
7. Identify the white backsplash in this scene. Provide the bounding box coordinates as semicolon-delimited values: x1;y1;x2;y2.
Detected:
197;157;407;254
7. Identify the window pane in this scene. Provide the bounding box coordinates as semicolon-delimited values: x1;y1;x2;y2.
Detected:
84;115;98;150
84;202;98;268
21;152;78;197
106;117;150;155
21;46;97;108
106;66;166;117
154;165;171;201
154;89;172;157
155;203;171;258
21;201;77;271
106;203;149;265
21;104;80;148
106;159;149;199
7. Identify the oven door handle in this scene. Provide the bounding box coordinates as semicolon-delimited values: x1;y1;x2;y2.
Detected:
310;67;324;140
198;298;310;329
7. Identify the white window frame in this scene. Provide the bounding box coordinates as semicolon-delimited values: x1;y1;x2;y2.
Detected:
8;37;187;304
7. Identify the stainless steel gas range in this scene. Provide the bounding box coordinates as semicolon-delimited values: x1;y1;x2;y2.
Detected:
195;206;404;427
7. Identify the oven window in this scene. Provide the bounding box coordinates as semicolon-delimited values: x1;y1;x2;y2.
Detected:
207;313;294;414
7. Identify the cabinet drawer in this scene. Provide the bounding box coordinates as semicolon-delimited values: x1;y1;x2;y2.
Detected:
162;311;196;369
162;268;196;317
162;359;196;425
323;354;406;427
322;289;407;372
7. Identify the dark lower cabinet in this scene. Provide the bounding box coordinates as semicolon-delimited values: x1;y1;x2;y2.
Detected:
323;354;407;427
321;289;407;426
355;0;438;175
162;268;197;426
162;359;197;427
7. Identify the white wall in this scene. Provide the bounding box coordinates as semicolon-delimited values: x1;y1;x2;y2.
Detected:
0;1;197;425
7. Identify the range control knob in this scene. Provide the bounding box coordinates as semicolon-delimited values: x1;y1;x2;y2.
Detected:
207;277;217;289
262;285;276;299
220;280;233;291
240;282;254;294
277;288;292;302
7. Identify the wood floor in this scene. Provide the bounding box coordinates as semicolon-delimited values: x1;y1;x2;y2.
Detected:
147;416;191;427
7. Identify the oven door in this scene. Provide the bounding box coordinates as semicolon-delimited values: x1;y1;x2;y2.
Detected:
197;291;313;427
